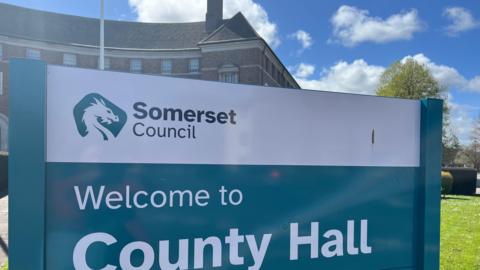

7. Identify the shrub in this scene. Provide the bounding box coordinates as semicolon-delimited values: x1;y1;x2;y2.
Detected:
441;171;454;198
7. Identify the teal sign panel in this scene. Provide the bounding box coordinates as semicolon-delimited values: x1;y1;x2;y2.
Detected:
46;164;418;269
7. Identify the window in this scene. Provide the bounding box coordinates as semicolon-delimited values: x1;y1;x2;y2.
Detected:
99;57;111;70
63;53;77;66
219;64;239;84
130;59;142;73
219;72;239;84
161;59;172;74
188;58;200;73
26;48;41;60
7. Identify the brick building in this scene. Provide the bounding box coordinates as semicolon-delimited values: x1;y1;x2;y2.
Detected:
0;0;299;151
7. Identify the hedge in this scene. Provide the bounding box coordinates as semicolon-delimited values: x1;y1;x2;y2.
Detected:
442;168;477;196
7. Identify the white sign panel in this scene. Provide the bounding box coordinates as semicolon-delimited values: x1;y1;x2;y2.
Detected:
46;65;420;167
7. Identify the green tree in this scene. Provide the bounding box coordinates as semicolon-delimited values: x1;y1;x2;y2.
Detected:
376;58;459;165
442;110;461;166
465;115;480;169
377;59;442;99
442;125;460;166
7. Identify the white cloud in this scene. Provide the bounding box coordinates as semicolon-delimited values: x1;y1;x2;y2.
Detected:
293;63;315;78
468;76;480;91
289;30;313;50
330;5;424;47
401;54;480;92
294;60;385;95
128;0;280;47
443;7;479;36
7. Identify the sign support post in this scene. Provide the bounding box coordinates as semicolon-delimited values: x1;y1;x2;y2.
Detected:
8;59;47;270
418;98;443;269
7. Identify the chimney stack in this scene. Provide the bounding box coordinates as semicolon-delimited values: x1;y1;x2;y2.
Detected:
206;0;223;33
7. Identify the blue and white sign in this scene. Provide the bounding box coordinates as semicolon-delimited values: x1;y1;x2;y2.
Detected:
9;60;443;270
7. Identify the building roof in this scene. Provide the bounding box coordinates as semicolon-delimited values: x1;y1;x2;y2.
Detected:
0;3;260;50
200;13;258;44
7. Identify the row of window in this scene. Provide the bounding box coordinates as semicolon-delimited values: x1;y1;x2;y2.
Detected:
25;48;77;66
264;56;293;88
21;47;202;75
129;58;200;74
0;45;240;85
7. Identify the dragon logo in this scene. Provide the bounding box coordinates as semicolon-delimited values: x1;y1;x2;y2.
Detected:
73;93;127;141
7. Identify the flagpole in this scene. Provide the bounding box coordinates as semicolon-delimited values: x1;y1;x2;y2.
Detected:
99;0;105;70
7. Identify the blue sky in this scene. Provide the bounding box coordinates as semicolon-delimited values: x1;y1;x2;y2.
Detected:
2;0;479;144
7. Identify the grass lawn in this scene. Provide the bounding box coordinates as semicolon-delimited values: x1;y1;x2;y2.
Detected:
441;195;480;270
